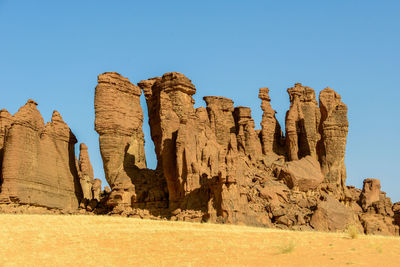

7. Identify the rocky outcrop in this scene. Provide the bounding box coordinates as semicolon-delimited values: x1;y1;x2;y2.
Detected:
278;156;323;191
0;100;82;210
0;109;13;184
285;83;320;161
138;73;268;225
94;71;399;236
77;143;94;207
318;87;348;188
360;179;381;211
92;178;102;202
310;195;361;231
258;88;282;155
357;178;398;235
95;72;167;209
234;106;262;158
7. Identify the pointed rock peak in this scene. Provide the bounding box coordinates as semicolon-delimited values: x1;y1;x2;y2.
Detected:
51;110;66;124
0;109;12;119
13;99;45;130
258;88;271;101
80;143;88;150
27;99;38;106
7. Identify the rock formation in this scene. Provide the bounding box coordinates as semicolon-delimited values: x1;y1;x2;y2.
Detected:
318;87;348;188
1;70;397;237
77;143;94;208
94;71;400;236
92;178;102;202
0;109;13;184
285;83;320;161
0;100;82;210
258;88;282;155
95;72;167;209
278;156;323;191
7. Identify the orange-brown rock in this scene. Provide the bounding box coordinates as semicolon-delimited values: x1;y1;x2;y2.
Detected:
360;178;381;211
0;100;82;210
92;178;102;201
92;71;399;236
234;106;262;158
0;109;13;184
139;73;268;225
278;156;323;191
95;72;146;207
285;83;320;161
139;72;197;203
310;195;361;231
78;143;94;204
318;87;348;187
95;72;167;209
258;88;282;155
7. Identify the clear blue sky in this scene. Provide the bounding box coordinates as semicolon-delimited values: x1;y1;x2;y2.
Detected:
1;1;399;200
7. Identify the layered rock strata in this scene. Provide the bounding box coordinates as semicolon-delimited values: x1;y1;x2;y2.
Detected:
94;71;399;236
0;109;13;184
258;88;282;155
77;143;95;207
95;72;167;209
0;100;82;210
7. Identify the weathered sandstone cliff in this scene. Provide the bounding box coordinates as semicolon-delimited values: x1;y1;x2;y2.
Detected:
94;71;400;235
0;100;82;210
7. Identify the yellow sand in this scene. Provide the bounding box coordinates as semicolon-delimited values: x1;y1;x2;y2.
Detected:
0;214;399;267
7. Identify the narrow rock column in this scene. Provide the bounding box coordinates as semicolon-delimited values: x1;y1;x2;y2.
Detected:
233;106;262;158
258;88;282;155
285;84;304;161
78;143;94;206
139;72;196;203
285;83;320;161
318;87;349;187
0;109;13;183
94;72;146;207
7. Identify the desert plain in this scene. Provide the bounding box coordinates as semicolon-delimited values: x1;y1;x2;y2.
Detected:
1;214;399;267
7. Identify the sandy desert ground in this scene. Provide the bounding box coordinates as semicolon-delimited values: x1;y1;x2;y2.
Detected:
0;214;399;266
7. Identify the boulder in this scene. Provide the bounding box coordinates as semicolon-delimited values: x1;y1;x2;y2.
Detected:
310;195;360;231
360;213;398;236
278;156;323;191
